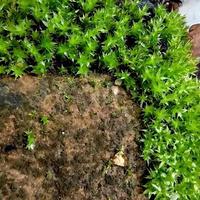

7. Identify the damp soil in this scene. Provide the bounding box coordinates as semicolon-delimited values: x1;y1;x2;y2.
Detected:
0;74;146;200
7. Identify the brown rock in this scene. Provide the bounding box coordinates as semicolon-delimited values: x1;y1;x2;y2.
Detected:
189;24;200;58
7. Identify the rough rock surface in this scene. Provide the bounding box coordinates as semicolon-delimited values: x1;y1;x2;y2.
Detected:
0;74;146;200
188;24;200;78
177;0;200;77
189;24;200;58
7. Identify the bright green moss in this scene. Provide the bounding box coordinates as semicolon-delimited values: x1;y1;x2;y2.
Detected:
0;0;200;199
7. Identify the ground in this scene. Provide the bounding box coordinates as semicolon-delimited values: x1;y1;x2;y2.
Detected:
0;74;146;200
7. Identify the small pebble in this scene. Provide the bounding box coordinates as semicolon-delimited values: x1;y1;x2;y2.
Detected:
114;79;122;86
112;152;127;167
111;86;119;96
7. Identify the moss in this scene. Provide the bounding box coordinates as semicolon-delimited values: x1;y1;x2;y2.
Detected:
0;0;200;199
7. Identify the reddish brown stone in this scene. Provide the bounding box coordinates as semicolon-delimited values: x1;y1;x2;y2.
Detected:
189;24;200;58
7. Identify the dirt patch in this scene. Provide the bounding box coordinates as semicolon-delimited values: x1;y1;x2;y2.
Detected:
0;74;146;200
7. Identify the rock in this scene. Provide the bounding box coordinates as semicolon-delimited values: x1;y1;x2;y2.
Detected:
111;148;127;167
114;79;122;86
177;1;200;78
189;24;200;58
111;86;119;96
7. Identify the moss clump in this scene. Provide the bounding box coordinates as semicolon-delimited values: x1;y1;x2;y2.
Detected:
0;0;200;199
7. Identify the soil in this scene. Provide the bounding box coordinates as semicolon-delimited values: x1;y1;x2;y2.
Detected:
0;74;146;200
